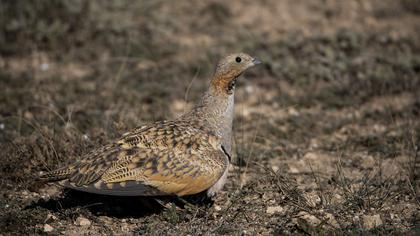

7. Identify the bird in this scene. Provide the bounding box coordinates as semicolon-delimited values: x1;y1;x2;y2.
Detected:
40;53;261;199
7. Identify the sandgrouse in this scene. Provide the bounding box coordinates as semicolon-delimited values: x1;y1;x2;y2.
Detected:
40;53;261;198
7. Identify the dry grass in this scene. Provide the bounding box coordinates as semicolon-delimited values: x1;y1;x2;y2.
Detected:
1;0;420;235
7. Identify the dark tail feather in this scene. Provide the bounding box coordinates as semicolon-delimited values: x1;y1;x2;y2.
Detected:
38;167;73;182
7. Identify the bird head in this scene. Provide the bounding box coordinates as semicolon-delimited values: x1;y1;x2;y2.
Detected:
210;53;261;95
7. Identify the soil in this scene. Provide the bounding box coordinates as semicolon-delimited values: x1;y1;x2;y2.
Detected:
1;0;419;235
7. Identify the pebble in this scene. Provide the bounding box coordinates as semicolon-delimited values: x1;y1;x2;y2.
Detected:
325;213;340;228
46;213;58;221
266;206;284;215
362;214;382;230
75;216;91;227
296;211;321;226
43;224;54;232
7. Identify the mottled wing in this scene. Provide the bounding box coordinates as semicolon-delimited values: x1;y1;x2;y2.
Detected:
39;143;121;186
102;139;227;196
97;120;227;196
40;120;228;196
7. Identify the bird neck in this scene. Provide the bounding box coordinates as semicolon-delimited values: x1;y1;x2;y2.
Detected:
183;76;235;154
200;90;235;154
209;73;237;96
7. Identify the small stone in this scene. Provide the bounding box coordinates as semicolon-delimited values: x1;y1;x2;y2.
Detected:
297;211;321;226
40;63;50;71
353;215;360;222
43;224;54;232
24;111;33;120
214;205;222;211
289;166;300;174
266;206;284;215
325;213;340;228
362;214;382;230
331;193;344;205
305;192;321;207
75;216;91;227
288;107;299;116
45;213;58;223
38;185;61;198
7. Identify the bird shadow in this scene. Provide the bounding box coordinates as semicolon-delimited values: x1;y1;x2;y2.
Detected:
25;189;165;218
25;188;213;218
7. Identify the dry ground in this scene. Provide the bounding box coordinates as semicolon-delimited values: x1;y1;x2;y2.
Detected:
1;0;420;235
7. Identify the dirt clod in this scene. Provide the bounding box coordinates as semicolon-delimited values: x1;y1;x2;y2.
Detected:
266;206;285;215
43;224;54;232
362;214;383;230
75;217;91;227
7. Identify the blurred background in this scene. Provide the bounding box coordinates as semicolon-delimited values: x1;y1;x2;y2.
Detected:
0;0;419;234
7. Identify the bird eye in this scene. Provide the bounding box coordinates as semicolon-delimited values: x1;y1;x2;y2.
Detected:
235;57;242;63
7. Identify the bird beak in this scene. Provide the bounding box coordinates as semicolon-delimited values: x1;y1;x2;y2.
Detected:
252;58;262;65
